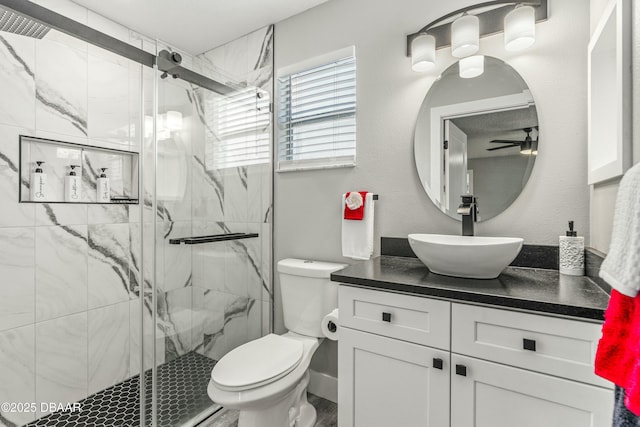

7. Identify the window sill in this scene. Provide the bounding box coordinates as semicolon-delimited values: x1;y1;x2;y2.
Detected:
276;161;356;173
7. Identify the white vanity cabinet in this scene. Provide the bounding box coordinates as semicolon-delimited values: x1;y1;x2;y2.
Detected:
338;286;451;427
338;285;614;427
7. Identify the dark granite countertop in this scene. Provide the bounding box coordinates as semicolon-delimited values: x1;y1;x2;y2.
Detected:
331;256;611;321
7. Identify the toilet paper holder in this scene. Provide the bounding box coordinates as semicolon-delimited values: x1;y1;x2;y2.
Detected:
327;321;337;333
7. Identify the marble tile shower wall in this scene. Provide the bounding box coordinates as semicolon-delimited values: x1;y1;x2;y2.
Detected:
186;25;274;364
0;2;155;425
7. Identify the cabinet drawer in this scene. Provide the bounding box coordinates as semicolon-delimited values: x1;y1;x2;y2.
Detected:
338;286;450;350
452;303;611;388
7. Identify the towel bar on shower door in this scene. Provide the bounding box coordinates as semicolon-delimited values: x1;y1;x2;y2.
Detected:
169;233;259;245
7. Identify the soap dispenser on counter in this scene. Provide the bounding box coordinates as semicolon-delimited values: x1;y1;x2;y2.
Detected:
64;165;81;202
30;161;47;201
96;168;110;203
559;220;584;276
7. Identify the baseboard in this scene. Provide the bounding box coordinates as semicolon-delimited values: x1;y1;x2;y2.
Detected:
308;370;337;403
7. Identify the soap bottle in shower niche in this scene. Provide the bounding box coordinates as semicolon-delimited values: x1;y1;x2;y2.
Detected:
96;168;110;203
64;165;81;202
30;161;47;201
559;220;584;276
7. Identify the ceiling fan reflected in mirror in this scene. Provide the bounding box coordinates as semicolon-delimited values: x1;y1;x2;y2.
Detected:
487;127;538;155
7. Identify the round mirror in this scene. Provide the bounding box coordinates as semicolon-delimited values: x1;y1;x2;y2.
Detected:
414;56;538;221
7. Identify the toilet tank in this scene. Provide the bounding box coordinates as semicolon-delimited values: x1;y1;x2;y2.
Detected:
277;259;347;337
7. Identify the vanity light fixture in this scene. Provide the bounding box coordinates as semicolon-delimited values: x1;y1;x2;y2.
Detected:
411;34;436;71
406;0;548;73
451;13;480;58
504;5;536;51
459;55;484;78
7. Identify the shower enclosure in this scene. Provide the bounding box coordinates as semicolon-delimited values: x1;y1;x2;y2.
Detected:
0;1;273;426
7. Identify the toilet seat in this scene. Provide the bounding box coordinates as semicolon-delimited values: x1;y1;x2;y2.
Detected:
211;334;304;391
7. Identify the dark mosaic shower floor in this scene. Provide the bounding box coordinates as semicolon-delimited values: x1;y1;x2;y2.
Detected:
23;352;218;427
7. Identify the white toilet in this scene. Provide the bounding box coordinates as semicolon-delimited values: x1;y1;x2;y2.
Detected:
207;258;346;427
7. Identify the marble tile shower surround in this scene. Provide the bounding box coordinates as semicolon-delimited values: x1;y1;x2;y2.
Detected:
0;16;150;424
0;7;273;425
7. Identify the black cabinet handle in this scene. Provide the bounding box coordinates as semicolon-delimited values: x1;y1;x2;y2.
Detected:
455;364;467;376
523;338;537;352
382;312;392;322
433;358;443;370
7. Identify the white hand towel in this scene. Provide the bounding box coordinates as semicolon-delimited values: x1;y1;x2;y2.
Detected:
599;162;640;297
342;193;374;260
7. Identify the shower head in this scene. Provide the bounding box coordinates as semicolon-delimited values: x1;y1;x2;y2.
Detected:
0;7;50;39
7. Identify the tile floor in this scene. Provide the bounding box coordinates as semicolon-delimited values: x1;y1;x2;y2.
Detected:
14;350;336;427
22;352;218;427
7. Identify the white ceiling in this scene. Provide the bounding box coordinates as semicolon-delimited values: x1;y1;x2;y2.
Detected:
452;107;538;159
71;0;329;55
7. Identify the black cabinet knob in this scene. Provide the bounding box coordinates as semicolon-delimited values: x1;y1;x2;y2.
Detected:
455;364;467;376
523;338;537;352
433;358;443;370
382;312;392;322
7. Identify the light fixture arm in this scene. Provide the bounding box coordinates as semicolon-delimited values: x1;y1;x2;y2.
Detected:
406;0;547;56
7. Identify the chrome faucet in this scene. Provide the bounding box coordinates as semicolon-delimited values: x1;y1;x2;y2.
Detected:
457;194;478;236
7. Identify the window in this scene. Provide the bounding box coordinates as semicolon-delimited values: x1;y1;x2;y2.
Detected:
277;46;356;171
206;87;270;170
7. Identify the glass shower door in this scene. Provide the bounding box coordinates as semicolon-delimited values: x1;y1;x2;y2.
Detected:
147;31;273;426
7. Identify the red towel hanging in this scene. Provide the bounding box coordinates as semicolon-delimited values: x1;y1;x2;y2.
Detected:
595;289;640;415
344;191;368;220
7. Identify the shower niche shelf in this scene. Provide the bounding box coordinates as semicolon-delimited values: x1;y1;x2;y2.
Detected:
19;135;139;204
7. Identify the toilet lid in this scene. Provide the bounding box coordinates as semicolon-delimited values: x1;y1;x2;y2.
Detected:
211;334;304;391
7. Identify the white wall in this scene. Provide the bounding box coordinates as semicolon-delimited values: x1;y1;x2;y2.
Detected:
274;0;591;376
467;155;533;219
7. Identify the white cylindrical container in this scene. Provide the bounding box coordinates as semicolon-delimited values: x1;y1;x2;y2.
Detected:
321;309;339;341
559;221;584;276
96;167;110;203
30;161;47;201
64;165;81;202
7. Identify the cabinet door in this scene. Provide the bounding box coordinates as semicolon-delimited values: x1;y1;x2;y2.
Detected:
451;354;614;427
338;327;449;427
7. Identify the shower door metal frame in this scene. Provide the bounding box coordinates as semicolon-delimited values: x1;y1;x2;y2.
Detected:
0;0;234;95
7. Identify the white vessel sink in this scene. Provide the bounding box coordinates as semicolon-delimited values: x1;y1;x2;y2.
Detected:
408;234;524;279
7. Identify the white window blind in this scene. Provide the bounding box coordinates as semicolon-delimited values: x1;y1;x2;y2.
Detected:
277;49;356;171
205;87;270;170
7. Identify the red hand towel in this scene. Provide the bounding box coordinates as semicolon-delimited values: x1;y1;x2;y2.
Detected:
595;289;640;415
624;296;640;415
344;191;368;220
595;290;636;386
